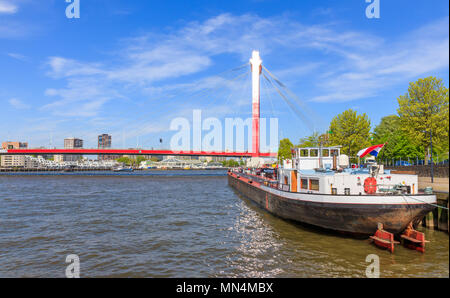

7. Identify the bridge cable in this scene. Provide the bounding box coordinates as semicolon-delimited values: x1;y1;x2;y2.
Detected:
262;72;315;133
116;65;251;148
130;69;252;149
56;63;250;149
260;70;285;149
262;65;326;131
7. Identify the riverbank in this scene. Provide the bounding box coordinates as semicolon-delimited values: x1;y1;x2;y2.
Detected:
418;177;449;193
416;176;449;233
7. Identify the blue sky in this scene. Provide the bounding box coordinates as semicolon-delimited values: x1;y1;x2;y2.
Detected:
0;0;448;151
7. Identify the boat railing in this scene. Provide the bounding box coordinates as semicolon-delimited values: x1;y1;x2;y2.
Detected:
234;171;276;185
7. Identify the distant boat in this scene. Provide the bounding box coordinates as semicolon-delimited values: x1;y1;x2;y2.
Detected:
113;166;133;172
63;165;77;172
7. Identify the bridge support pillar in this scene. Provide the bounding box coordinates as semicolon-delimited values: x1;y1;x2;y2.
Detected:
250;50;262;157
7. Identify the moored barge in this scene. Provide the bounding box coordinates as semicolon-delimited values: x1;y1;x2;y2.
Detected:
228;145;437;236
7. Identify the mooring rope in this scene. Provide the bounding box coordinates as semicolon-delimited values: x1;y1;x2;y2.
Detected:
402;194;449;210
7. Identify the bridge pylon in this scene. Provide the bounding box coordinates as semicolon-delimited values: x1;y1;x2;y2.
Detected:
250;50;262;157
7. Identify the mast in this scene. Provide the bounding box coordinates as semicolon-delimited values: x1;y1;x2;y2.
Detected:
250;50;262;156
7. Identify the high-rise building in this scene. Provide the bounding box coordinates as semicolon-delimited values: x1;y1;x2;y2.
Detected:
98;134;111;148
55;138;83;163
2;141;28;150
65;138;83;149
1;142;28;167
98;134;118;160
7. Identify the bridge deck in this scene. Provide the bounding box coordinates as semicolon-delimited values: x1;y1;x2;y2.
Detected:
1;149;277;158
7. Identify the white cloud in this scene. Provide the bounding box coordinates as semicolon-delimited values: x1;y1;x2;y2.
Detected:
41;13;449;130
0;0;17;14
42;77;123;117
7;52;27;61
309;17;449;103
9;98;30;109
47;57;106;78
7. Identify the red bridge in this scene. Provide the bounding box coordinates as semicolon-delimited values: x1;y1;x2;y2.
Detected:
1;51;282;159
1;149;276;158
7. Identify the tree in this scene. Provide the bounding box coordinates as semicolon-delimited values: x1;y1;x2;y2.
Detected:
135;156;147;165
298;131;332;148
397;77;449;164
373;115;422;161
278;138;294;161
328;109;371;158
298;132;320;147
116;157;132;165
222;159;239;167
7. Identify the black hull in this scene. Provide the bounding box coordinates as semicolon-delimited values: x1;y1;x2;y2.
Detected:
228;174;435;235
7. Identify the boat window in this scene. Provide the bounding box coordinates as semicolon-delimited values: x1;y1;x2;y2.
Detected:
330;149;339;156
310;149;318;157
322;149;329;157
301;178;308;190
310;179;319;191
300;149;309;157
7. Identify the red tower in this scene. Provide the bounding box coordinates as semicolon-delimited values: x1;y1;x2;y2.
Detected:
250;51;262;156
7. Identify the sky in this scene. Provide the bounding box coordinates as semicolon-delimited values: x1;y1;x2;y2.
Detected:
0;0;448;152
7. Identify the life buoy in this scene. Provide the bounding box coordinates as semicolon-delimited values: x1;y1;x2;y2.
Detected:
364;177;377;194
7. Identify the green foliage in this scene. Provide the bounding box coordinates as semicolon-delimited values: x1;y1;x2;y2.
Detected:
222;159;240;167
135;156;146;165
397;77;449;162
298;132;332;147
298;132;320;147
150;157;160;162
116;156;147;166
328;109;371;157
278;138;294;161
116;157;132;165
373;115;423;160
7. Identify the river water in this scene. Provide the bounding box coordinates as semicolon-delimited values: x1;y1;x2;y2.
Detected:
0;171;448;278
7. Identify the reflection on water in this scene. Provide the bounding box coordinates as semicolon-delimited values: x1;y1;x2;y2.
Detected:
0;171;448;278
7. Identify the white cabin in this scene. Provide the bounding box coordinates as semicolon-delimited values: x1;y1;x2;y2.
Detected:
278;146;418;196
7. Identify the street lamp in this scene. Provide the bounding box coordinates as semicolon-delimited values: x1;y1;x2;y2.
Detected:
423;129;434;183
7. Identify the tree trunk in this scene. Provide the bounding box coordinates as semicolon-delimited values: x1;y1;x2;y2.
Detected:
425;147;430;165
